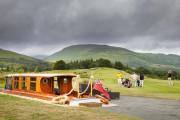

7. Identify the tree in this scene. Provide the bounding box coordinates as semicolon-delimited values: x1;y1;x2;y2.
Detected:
34;66;41;72
80;59;93;69
6;66;10;72
135;67;150;74
17;65;25;73
114;61;124;70
96;58;112;67
53;60;66;70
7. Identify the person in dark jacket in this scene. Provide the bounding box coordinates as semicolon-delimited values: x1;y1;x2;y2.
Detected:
168;70;173;86
140;73;144;87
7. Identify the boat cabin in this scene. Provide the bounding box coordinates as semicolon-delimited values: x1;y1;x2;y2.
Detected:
4;73;76;95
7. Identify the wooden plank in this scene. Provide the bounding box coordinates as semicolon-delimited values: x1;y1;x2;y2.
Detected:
26;76;30;91
79;102;102;107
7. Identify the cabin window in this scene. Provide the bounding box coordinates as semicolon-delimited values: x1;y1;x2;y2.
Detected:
22;77;26;90
14;77;19;89
53;77;58;88
54;80;58;89
30;77;36;91
64;78;68;84
54;77;58;81
54;77;59;89
5;77;12;90
54;77;60;95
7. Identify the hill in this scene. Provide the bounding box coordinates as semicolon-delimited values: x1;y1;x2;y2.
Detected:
0;48;50;71
45;44;180;71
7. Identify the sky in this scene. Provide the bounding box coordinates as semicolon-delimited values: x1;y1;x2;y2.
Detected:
0;0;180;56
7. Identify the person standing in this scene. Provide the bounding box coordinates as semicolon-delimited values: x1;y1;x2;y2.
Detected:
140;73;144;87
131;72;139;87
117;72;124;86
168;70;173;86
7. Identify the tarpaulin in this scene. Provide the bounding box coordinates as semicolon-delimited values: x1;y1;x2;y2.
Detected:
93;82;110;100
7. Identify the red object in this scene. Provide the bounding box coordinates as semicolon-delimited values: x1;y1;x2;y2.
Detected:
93;82;110;100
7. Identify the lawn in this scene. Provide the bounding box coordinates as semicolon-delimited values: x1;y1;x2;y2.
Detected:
0;94;139;120
0;68;179;120
43;67;180;100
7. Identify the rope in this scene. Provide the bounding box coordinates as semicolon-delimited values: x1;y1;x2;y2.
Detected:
79;80;91;95
63;77;91;96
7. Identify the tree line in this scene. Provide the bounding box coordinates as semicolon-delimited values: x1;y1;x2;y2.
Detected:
53;58;180;80
1;58;179;80
54;58;121;70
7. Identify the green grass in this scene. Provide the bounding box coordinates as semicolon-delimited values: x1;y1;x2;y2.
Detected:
0;94;139;120
0;68;178;120
43;67;180;100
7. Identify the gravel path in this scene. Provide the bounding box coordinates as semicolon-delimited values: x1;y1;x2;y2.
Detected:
104;96;180;120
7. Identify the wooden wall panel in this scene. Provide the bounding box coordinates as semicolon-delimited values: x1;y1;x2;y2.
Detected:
36;77;42;93
19;77;22;90
12;77;14;90
26;77;30;91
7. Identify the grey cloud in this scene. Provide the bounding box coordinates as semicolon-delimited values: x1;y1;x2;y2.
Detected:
0;0;180;55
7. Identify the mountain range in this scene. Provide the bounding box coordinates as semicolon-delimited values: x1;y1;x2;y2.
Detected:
0;48;49;70
45;44;180;71
1;44;180;71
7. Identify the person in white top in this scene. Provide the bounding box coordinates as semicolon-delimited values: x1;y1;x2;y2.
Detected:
131;72;139;87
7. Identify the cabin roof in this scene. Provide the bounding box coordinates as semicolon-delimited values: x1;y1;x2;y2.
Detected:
6;73;77;77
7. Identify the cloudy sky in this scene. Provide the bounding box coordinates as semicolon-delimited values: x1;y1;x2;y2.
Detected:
0;0;180;56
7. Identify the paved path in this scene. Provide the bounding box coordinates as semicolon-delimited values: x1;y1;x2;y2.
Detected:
104;96;180;120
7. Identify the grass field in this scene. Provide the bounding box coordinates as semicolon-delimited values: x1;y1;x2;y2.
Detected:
0;94;139;120
0;68;179;120
44;67;180;100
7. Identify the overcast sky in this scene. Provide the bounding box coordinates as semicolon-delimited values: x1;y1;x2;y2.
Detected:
0;0;180;56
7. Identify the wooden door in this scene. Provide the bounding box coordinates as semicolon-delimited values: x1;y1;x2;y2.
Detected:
59;77;72;94
40;78;53;94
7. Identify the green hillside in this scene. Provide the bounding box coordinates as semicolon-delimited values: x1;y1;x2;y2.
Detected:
45;44;180;71
0;48;50;71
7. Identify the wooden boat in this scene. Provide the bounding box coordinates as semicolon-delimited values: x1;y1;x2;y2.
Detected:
3;73;77;99
1;73;112;107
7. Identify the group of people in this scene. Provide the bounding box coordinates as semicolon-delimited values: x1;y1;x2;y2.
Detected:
117;72;145;88
117;70;174;88
131;72;145;87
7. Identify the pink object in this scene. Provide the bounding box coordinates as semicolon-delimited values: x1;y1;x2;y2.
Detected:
93;82;110;100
